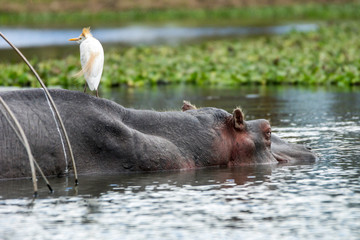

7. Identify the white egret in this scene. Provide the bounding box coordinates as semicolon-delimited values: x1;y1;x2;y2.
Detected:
69;27;104;97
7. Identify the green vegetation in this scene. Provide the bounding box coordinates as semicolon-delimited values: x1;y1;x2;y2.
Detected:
1;2;360;27
1;21;360;87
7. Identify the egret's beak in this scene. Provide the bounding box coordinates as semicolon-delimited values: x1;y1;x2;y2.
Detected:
69;37;80;41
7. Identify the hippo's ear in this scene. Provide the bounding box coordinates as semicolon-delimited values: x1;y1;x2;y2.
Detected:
182;101;197;111
233;108;245;130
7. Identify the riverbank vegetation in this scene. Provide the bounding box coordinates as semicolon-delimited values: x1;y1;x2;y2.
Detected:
1;21;360;87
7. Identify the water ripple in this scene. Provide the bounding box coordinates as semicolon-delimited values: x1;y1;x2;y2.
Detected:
0;86;360;240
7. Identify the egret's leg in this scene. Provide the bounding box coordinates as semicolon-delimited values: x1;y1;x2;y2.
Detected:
83;84;87;93
96;89;99;98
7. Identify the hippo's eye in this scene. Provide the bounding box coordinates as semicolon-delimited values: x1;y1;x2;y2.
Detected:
265;129;271;140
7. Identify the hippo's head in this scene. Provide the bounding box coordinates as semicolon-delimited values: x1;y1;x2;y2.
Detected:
182;101;316;166
230;108;316;165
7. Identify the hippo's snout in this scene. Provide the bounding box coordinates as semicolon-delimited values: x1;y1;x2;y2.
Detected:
270;134;316;164
272;143;316;164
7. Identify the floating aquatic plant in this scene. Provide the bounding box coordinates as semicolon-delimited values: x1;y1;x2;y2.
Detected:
1;22;360;87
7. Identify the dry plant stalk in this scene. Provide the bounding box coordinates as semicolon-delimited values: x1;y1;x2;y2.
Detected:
0;104;53;193
0;96;38;196
0;31;78;185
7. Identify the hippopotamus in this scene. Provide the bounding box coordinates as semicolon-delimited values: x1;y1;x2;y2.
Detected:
0;89;316;179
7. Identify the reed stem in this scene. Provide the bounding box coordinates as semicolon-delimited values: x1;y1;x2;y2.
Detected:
0;96;38;196
0;32;78;185
0;106;53;193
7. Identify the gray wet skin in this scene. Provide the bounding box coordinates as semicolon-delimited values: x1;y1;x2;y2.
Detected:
0;89;316;179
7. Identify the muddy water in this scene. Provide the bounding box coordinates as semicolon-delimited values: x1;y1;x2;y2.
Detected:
0;85;359;240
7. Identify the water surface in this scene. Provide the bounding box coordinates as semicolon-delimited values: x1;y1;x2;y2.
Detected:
0;23;317;62
0;23;317;49
0;85;359;239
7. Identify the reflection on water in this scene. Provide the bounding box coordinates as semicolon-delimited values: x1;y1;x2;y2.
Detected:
0;85;360;239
